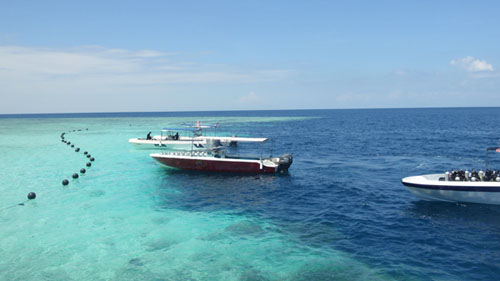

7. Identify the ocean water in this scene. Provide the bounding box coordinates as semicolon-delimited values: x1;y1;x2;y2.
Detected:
1;108;500;280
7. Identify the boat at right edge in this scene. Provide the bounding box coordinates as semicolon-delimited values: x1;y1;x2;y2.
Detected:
402;145;500;205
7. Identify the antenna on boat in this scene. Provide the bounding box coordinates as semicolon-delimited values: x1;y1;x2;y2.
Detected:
486;148;489;171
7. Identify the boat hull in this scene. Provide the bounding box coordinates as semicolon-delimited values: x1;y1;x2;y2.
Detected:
402;174;500;205
150;154;278;174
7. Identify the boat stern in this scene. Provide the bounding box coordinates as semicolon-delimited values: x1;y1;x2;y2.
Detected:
271;154;293;173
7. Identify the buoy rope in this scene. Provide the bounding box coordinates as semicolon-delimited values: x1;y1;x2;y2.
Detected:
0;199;30;212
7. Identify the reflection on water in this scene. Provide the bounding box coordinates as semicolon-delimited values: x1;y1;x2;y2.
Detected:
408;200;500;227
155;168;283;213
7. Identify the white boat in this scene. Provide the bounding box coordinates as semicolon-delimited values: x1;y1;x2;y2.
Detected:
402;173;500;205
402;146;500;205
129;127;207;150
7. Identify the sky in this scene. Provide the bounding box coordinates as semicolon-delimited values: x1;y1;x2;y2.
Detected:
1;0;499;114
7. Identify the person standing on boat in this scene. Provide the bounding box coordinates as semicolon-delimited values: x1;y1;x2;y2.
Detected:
146;132;152;140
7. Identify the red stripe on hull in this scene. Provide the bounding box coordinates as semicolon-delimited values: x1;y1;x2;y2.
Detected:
152;156;277;174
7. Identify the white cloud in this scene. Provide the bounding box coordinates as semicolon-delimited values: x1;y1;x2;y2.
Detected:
238;91;262;104
393;69;407;76
0;45;295;113
450;56;494;72
0;45;292;84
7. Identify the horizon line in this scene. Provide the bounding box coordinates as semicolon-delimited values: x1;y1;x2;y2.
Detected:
1;105;499;117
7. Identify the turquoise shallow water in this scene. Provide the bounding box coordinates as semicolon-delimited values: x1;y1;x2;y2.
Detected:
0;115;390;281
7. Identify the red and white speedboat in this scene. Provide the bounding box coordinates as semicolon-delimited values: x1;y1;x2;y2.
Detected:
150;137;293;174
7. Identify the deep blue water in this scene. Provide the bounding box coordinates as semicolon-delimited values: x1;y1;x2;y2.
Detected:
2;107;500;280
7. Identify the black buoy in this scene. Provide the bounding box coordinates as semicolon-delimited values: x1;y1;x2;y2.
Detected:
84;151;88;155
71;144;74;148
87;154;91;158
72;173;79;179
80;168;86;174
67;141;71;145
75;148;80;152
27;192;36;200
90;157;95;162
62;179;69;185
86;162;91;167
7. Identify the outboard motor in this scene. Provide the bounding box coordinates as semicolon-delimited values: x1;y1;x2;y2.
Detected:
277;154;293;173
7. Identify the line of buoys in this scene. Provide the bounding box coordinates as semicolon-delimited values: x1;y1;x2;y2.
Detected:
59;129;96;187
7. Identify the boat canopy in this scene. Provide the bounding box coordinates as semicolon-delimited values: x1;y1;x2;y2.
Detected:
197;136;268;143
161;127;201;132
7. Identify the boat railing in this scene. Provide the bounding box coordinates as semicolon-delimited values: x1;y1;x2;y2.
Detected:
161;150;212;157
